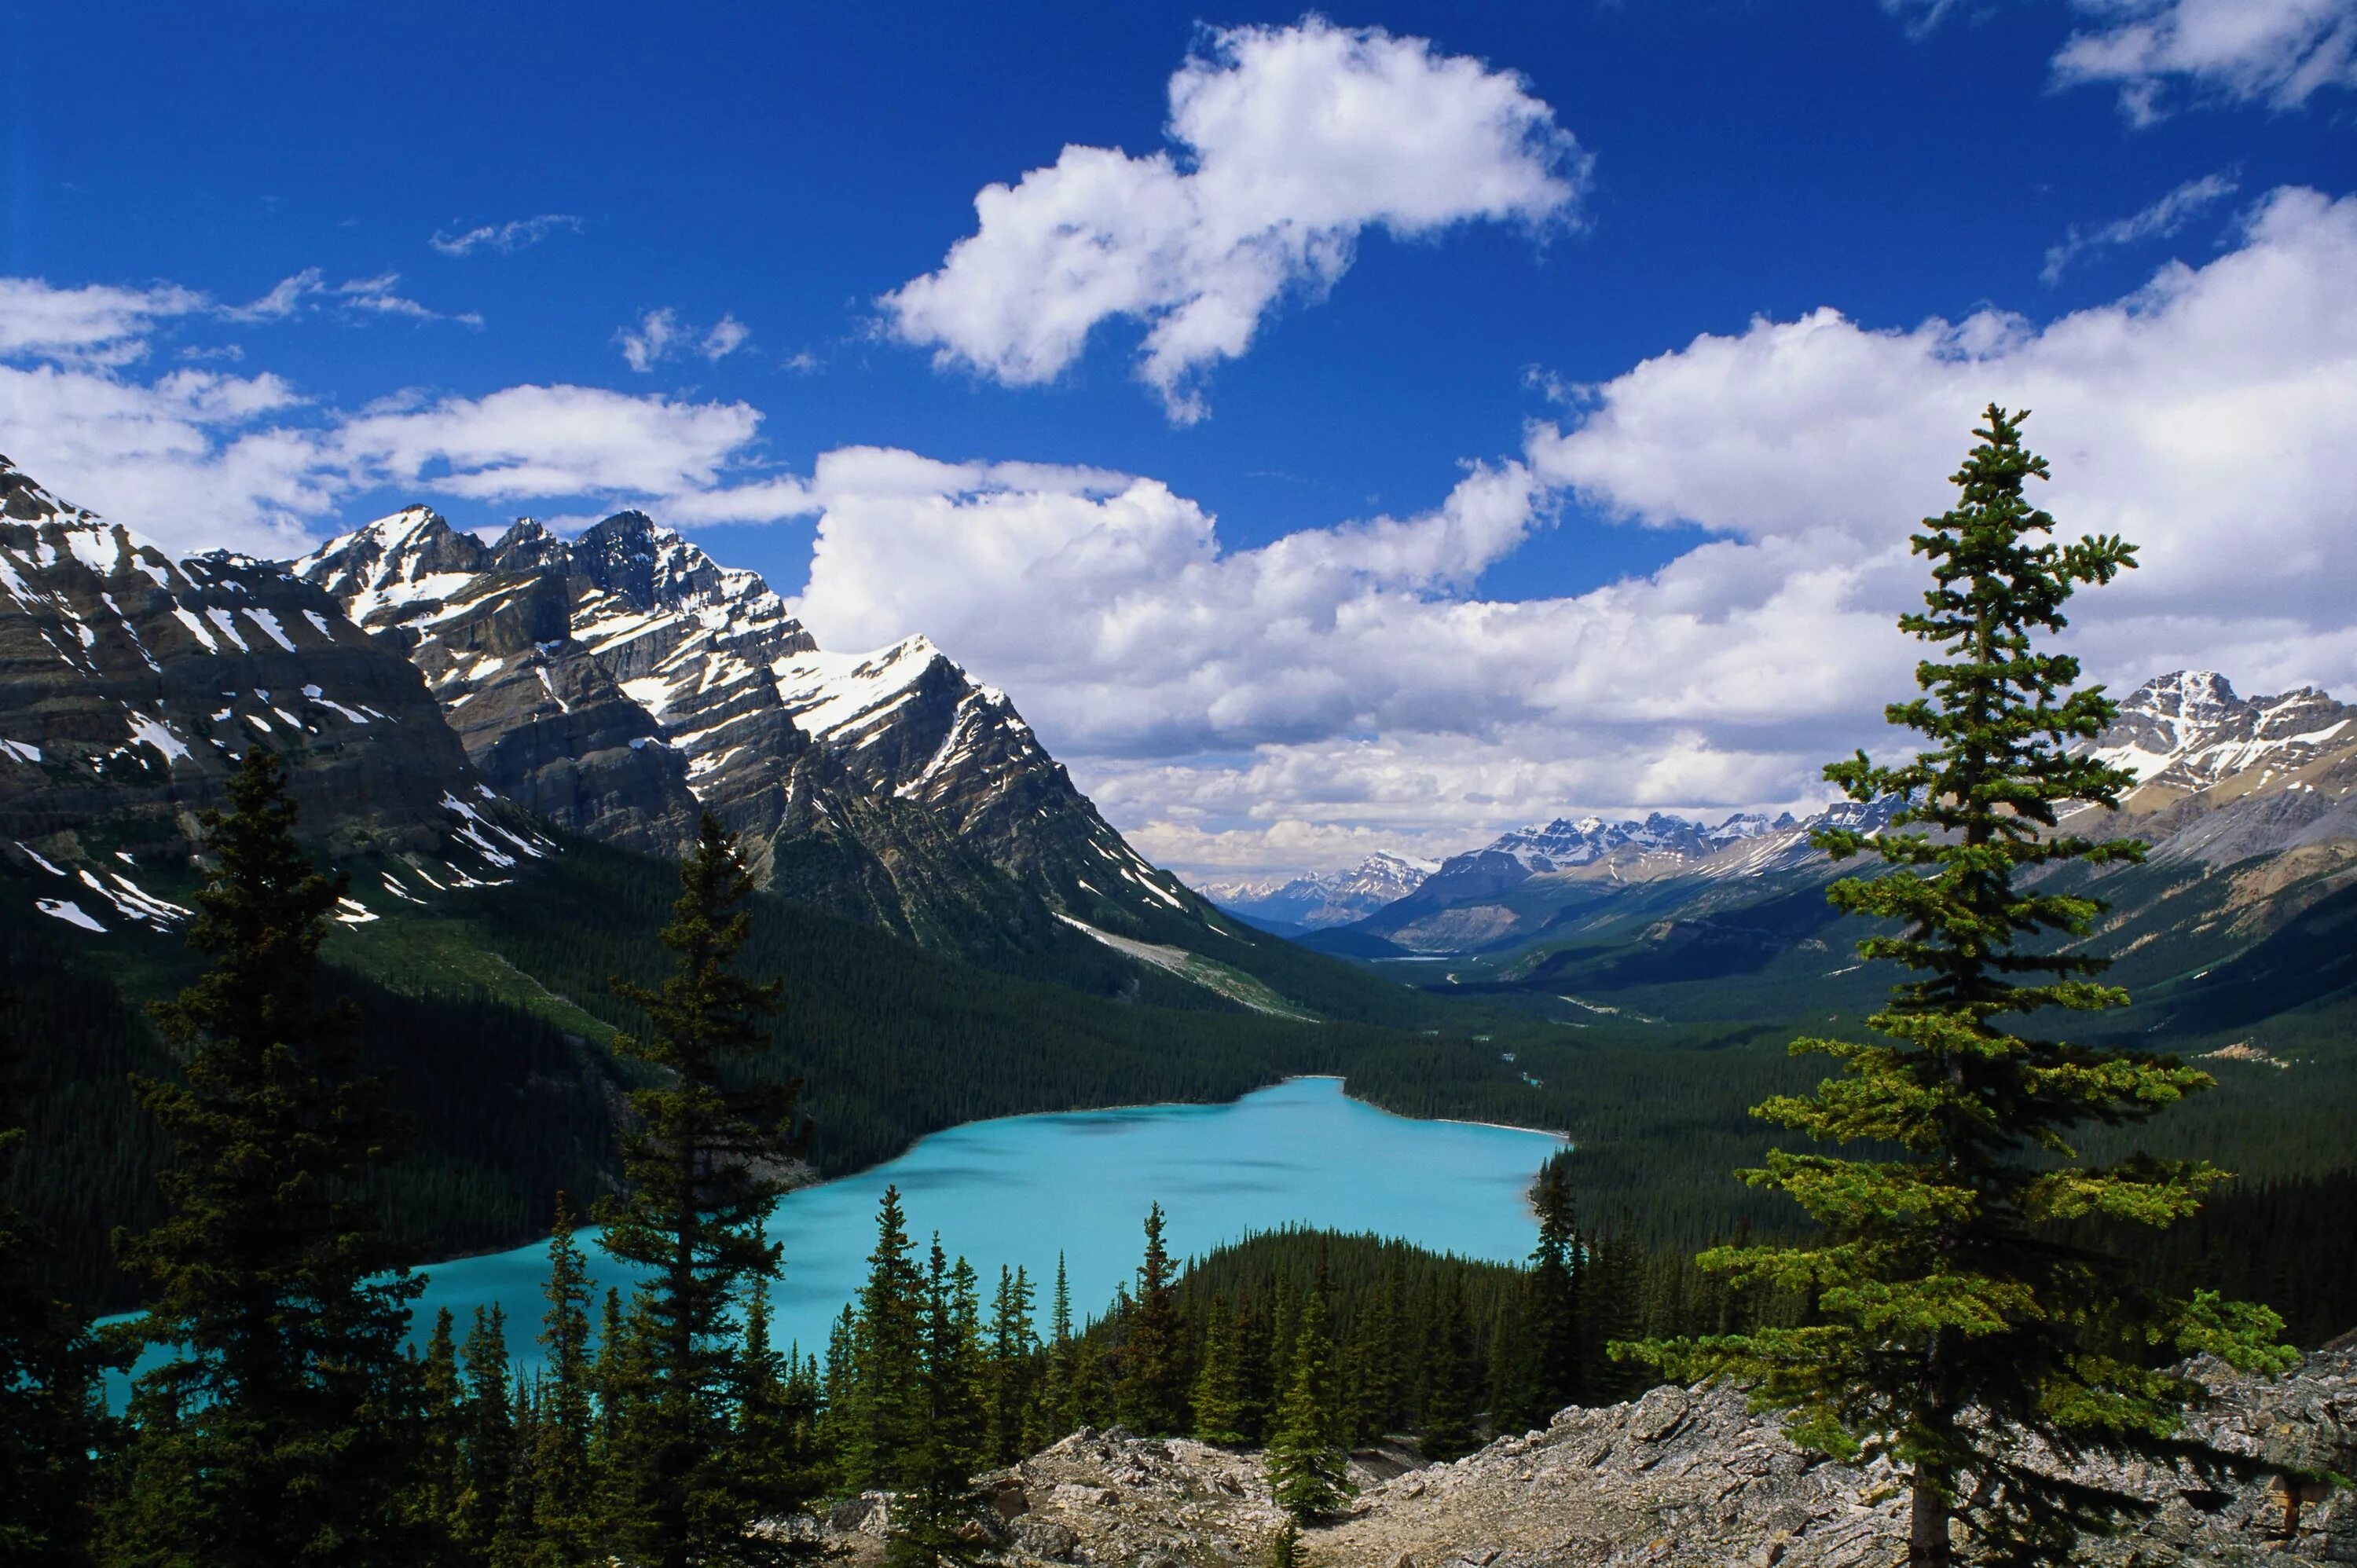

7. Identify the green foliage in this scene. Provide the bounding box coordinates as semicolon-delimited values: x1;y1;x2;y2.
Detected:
530;1194;598;1565
1626;408;2297;1566
596;815;810;1568
1116;1203;1187;1435
106;747;425;1568
0;985;111;1566
1264;1269;1351;1521
1189;1296;1251;1445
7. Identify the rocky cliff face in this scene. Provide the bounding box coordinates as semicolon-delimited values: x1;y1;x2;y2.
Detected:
292;503;1215;947
0;459;500;870
816;1346;2355;1567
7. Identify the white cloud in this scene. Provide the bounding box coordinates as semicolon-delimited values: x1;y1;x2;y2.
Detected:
2041;169;2239;283
333;384;764;504
618;307;748;371
798;186;2357;874
225;268;475;326
881;17;1585;423
702;315;750;361
2051;0;2357;122
0;277;207;365
429;213;583;257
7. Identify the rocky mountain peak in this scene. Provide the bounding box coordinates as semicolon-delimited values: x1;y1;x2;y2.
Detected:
2093;669;2356;796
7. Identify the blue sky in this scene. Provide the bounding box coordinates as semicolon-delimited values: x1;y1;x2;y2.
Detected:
5;0;2355;875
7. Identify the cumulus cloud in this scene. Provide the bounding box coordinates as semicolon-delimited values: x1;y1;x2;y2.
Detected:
333;384;763;503
798;186;2357;873
429;213;583;256
881;17;1585;423
2053;0;2357;121
0;277;207;365
2041;169;2239;283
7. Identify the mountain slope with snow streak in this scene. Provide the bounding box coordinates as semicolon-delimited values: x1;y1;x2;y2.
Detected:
296;503;1218;952
0;457;530;866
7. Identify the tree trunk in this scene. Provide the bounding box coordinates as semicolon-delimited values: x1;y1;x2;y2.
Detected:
1910;1473;1952;1566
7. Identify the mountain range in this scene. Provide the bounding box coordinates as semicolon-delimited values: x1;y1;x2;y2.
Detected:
0;457;1252;979
1199;852;1439;933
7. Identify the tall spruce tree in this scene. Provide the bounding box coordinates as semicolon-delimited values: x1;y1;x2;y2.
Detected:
984;1265;1038;1465
1525;1159;1580;1415
532;1194;597;1565
1264;1273;1347;1522
598;814;806;1566
846;1185;926;1490
1629;407;2293;1566
1116;1203;1186;1435
1189;1296;1250;1445
108;746;422;1568
1417;1277;1479;1463
1039;1253;1078;1442
886;1240;991;1568
454;1304;518;1564
0;986;109;1566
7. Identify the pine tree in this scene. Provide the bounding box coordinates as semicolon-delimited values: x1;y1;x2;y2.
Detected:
415;1307;465;1547
1116;1203;1186;1435
1189;1295;1250;1445
532;1194;598;1565
1525;1159;1580;1414
984;1265;1037;1465
597;815;807;1567
1417;1277;1478;1462
1038;1253;1077;1443
845;1186;926;1490
455;1304;518;1564
1264;1275;1347;1522
1343;1262;1407;1444
886;1240;990;1568
730;1276;819;1548
108;747;423;1568
0;985;109;1566
1266;1520;1303;1568
1629;408;2294;1566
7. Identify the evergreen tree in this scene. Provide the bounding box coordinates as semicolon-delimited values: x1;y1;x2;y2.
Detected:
108;747;423;1568
1190;1295;1250;1445
1264;1276;1347;1522
1116;1203;1186;1435
414;1307;465;1548
1038;1254;1077;1442
1343;1262;1408;1444
1524;1159;1580;1415
984;1265;1037;1465
730;1277;819;1548
886;1240;990;1568
1266;1521;1303;1568
845;1186;926;1490
1629;408;2294;1566
0;984;109;1567
532;1195;597;1566
1417;1278;1479;1462
597;815;806;1568
454;1305;518;1564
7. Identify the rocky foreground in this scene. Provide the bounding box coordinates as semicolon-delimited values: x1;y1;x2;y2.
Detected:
823;1342;2355;1566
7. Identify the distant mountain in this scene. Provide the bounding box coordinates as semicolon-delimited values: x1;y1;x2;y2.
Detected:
1199;852;1438;931
1317;669;2355;961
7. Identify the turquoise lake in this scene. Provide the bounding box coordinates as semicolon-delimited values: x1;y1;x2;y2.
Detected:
414;1076;1563;1370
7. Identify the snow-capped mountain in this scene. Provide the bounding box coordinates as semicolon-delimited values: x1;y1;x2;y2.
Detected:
293;502;1208;944
1199;852;1439;930
1329;671;2356;957
2090;670;2355;800
0;458;548;932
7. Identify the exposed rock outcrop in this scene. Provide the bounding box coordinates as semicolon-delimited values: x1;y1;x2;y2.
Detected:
816;1346;2355;1566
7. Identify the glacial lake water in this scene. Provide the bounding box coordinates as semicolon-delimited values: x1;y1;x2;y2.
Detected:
108;1076;1565;1384
424;1075;1565;1367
